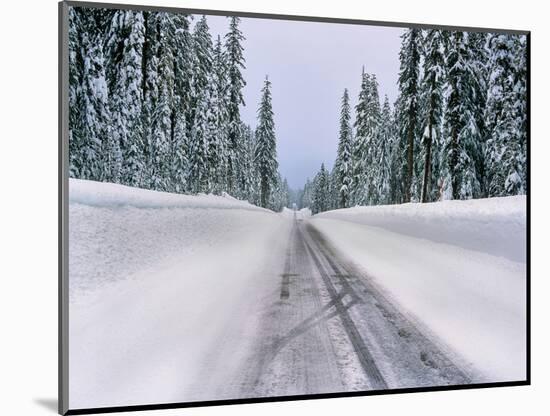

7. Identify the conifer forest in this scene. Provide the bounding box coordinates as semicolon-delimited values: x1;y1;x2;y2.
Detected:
68;8;527;213
302;30;527;213
69;8;287;210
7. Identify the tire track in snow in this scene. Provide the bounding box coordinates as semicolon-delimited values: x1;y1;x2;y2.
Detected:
305;222;473;388
236;213;343;397
300;224;388;389
232;212;473;400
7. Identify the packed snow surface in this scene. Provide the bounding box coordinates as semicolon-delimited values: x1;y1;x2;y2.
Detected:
69;180;527;408
312;195;527;382
69;178;269;212
69;179;290;408
315;196;526;262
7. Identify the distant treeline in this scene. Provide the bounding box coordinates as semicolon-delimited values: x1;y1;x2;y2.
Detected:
302;29;527;214
68;8;289;211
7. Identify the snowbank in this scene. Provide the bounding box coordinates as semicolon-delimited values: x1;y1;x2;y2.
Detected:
69;179;290;408
315;196;526;262
310;196;527;382
299;207;312;217
69;178;269;212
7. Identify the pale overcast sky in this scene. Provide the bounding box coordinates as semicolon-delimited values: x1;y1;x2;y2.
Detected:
202;15;404;189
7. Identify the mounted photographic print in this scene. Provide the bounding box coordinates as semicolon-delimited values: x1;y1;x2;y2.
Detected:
59;1;530;414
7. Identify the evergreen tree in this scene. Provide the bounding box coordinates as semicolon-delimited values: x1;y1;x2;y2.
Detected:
208;35;229;194
71;8;113;182
329;166;339;210
270;174;290;212
137;12;180;190
397;28;421;202
190;16;213;120
300;178;313;209
238;122;255;200
419;29;445;202
68;6;85;179
188;86;211;193
224;16;247;196
390;96;406;204
443;31;483;199
188;16;214;193
484;33;527;196
351;70;381;205
105;10;145;187
140;10;158;189
243;124;260;204
249;124;261;203
351;70;370;206
377;96;394;205
334;89;353;208
254;77;278;209
365;74;382;204
468;31;490;196
312;164;330;214
514;35;528;193
281;178;291;209
168;13;193;193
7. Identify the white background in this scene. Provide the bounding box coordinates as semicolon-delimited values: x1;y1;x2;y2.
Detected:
0;0;546;415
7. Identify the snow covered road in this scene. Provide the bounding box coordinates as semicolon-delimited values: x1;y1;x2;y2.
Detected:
68;180;526;410
227;211;474;400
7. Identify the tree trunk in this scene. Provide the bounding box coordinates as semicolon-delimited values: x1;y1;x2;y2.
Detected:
261;176;268;208
169;108;176;191
421;124;432;203
227;155;234;196
405;125;414;202
450;125;459;200
340;190;346;209
141;12;149;100
421;91;434;203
